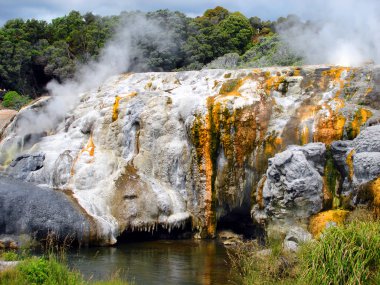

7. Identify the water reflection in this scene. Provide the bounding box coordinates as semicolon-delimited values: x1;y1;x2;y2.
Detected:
68;240;234;285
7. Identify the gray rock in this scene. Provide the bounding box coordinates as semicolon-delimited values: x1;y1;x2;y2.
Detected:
252;143;325;226
0;177;93;244
0;261;19;272
283;226;312;252
331;140;353;178
353;125;380;153
288;143;326;175
52;151;73;188
7;153;45;180
353;152;380;183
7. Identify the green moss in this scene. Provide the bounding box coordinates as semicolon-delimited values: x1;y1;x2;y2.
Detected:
219;78;241;94
324;148;341;209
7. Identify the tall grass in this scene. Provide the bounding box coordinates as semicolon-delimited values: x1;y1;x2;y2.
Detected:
228;218;380;285
299;220;380;285
227;238;298;285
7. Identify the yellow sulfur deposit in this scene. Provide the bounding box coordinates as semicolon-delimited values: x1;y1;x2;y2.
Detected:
346;149;355;181
348;108;373;139
112;96;121;122
309;209;349;237
370;177;380;217
112;92;137;122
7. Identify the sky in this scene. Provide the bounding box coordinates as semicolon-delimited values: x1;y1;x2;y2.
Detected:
0;0;332;26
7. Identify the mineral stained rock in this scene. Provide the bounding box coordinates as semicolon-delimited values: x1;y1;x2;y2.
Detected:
251;143;325;228
0;65;379;244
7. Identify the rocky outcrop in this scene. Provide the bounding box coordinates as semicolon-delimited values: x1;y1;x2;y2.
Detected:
331;125;380;210
252;143;325;229
0;177;98;245
0;65;379;244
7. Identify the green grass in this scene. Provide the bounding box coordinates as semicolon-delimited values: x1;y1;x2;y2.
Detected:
299;220;380;285
0;249;131;285
228;218;380;285
227;238;298;285
0;254;84;285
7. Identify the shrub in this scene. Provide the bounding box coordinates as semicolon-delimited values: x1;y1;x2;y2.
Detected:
1;251;19;261
2;91;31;110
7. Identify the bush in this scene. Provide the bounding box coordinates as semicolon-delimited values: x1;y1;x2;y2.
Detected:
1;91;31;110
0;255;84;285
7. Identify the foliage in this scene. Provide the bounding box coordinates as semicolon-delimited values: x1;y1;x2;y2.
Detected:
1;91;31;110
204;53;240;69
239;35;303;68
0;6;304;97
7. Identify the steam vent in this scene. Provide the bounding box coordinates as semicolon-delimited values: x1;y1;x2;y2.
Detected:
1;65;380;245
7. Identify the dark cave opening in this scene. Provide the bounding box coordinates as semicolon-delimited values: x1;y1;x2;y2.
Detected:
216;207;265;242
116;220;193;243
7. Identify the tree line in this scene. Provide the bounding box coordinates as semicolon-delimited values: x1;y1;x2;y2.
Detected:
0;6;302;103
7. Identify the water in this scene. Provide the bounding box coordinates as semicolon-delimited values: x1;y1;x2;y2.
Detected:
67;240;236;285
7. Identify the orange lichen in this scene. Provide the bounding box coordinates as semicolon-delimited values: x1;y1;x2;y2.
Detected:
309;209;349;237
293;67;301;76
346;149;355;181
300;125;309;146
320;67;350;92
112;96;121;122
314;104;346;145
264;75;286;95
112;92;137;122
369;177;380;217
70;134;96;176
347;108;373;139
83;135;95;157
219;78;244;96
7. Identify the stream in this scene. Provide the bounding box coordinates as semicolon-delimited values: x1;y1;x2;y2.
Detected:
67;240;237;285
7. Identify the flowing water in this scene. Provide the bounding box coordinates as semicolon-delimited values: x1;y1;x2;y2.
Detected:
67;240;236;285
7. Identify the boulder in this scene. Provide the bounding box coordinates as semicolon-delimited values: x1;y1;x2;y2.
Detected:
283;226;312;252
252;143;325;228
7;153;45;180
0;177;96;245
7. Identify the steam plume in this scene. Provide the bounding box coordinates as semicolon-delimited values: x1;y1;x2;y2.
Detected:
15;13;177;136
277;0;380;66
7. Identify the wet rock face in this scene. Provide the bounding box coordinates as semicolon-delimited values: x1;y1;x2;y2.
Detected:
252;143;325;227
0;65;379;244
0;177;93;244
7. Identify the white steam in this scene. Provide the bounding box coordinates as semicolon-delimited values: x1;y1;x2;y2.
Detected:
15;14;176;136
277;0;380;66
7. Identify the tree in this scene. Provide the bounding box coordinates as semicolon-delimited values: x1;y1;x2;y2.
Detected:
213;12;253;57
2;91;31;110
